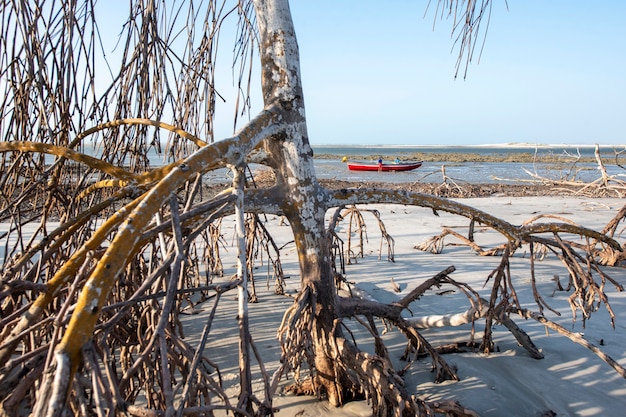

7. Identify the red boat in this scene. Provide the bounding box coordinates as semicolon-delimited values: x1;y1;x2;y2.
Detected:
346;161;423;172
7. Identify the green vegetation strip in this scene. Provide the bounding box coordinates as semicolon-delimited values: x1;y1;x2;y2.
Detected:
315;152;613;164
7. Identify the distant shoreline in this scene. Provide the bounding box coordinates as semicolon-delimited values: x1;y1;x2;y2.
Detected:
311;144;624;164
313;151;605;164
312;143;625;149
315;152;596;165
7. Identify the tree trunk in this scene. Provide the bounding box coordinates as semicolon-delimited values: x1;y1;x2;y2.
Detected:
252;0;352;405
251;2;422;412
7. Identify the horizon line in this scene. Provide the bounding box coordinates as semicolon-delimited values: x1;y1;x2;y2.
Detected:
311;143;625;148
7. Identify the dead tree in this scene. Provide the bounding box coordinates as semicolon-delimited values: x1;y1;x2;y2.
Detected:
1;1;624;417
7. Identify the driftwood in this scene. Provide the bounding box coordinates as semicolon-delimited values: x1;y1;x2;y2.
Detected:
414;201;626;345
512;308;626;378
492;144;626;198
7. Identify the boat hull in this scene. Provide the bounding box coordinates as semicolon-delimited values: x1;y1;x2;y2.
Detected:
347;161;423;172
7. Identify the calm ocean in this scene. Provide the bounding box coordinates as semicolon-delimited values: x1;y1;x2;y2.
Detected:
308;144;626;185
311;144;619;158
139;144;626;185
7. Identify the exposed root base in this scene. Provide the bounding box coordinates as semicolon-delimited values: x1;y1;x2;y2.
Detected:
283;378;365;402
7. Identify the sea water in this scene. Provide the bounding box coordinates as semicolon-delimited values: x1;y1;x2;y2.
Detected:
311;144;626;185
311;144;621;159
312;159;624;184
195;144;626;185
52;143;626;185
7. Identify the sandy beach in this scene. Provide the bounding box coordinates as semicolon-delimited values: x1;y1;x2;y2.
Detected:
174;195;626;417
1;190;624;416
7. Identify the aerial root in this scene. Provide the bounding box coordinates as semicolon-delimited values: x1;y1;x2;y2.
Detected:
512;308;626;379
427;400;481;417
415;228;506;255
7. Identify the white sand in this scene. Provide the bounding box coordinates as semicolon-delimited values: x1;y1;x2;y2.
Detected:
5;197;624;416
194;196;626;417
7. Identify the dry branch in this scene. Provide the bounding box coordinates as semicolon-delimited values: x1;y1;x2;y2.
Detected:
513;308;626;379
494;144;626;198
2;2;625;417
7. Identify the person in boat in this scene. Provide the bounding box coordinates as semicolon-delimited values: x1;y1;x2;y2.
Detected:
394;157;400;164
378;157;383;171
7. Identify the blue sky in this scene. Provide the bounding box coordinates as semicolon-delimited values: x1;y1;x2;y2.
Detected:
94;1;625;147
286;1;626;146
